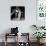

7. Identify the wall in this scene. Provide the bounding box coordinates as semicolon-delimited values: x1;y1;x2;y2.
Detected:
0;0;37;42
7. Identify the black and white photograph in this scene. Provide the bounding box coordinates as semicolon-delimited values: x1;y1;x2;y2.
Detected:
11;6;25;20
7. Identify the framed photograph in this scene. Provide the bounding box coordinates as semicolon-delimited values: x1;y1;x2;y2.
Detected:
11;6;25;21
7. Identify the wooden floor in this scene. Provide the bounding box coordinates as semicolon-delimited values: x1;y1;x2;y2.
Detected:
0;42;46;46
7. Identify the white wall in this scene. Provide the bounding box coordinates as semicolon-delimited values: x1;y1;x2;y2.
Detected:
0;0;37;42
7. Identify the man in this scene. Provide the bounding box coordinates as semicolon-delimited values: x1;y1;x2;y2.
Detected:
11;7;22;20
